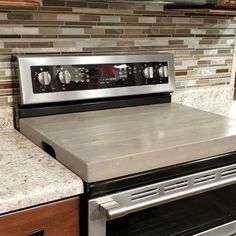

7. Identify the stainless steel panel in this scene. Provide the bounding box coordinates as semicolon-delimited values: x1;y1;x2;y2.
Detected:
16;54;175;105
88;163;236;236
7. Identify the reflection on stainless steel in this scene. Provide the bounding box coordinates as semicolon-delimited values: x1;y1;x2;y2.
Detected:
89;163;236;236
17;54;175;105
36;71;51;86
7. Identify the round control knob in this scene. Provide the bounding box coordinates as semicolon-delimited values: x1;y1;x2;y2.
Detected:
37;71;51;86
142;66;154;79
157;66;168;78
57;70;72;85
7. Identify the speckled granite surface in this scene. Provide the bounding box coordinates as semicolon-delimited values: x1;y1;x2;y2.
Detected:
0;105;13;129
0;127;83;215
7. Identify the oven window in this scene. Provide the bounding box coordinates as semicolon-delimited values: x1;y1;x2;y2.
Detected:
106;184;236;236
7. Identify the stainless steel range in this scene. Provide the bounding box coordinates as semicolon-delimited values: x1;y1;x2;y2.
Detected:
14;53;236;236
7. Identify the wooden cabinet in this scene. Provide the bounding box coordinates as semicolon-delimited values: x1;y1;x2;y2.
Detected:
217;0;236;8
0;197;80;236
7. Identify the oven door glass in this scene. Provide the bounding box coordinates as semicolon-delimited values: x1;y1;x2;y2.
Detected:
106;184;236;236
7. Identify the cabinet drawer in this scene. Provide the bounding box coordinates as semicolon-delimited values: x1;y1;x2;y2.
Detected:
0;197;79;236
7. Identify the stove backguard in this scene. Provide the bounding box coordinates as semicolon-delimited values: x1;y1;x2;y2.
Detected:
15;54;175;105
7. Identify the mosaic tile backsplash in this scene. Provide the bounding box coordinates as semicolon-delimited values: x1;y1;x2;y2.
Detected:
0;0;235;105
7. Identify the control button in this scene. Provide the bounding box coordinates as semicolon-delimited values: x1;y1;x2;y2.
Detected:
37;71;51;86
57;70;72;85
158;66;168;78
142;66;154;79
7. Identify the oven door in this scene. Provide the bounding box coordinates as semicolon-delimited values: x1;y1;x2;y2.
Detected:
89;163;236;236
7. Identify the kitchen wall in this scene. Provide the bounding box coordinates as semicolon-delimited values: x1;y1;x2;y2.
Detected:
0;0;235;110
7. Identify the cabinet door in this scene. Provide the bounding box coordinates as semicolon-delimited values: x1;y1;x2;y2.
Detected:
0;197;79;236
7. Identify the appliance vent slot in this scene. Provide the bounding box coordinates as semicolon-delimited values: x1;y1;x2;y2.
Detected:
221;168;236;178
194;173;216;185
164;180;188;193
131;188;158;201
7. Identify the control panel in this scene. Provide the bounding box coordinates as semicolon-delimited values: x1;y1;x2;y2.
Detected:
17;54;175;105
31;62;169;94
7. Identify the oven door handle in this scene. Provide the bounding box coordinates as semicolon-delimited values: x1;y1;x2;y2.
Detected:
99;177;236;220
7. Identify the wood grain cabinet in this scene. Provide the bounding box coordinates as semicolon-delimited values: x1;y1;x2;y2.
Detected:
0;197;80;236
217;0;236;8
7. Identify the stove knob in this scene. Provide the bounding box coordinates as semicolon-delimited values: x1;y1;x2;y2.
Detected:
57;70;72;85
142;67;154;79
37;71;51;86
158;66;168;78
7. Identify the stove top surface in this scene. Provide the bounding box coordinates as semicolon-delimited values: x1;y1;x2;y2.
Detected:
19;103;236;183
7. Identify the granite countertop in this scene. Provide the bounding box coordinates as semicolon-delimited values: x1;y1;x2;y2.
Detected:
0;107;83;215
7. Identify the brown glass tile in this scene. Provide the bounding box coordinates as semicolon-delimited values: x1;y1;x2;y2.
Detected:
43;0;65;7
0;48;11;53
97;22;125;26
199;39;213;44
85;28;105;35
176;29;191;34
22;35;57;38
0;5;37;11
195;34;217;38
143;29;159;34
152;23;176;27
39;27;61;35
198;60;211;65
30;42;53;48
126;23;153;27
172;34;193;37
8;13;32;20
88;2;108;9
0;35;21;38
66;1;87;8
39;6;72;11
159;29;175;34
217;35;235;38
120;35;146;38
33;13;57;21
216;68;229;73
0;20;63;25
83;46;140;52
156;17;172;23
175;71;187;76
121;16;138;23
169;40;184;45
0;83;19;89
65;21;96;26
196;80;209;85
58;35;88;38
124;29;143;35
4;42;29;48
204;18;218;23
109;3;129;9
147;34;172;38
91;35;118;38
80;15;100;22
190;50;204;55
105;29;123;35
117;41;135;47
218;49;231;54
